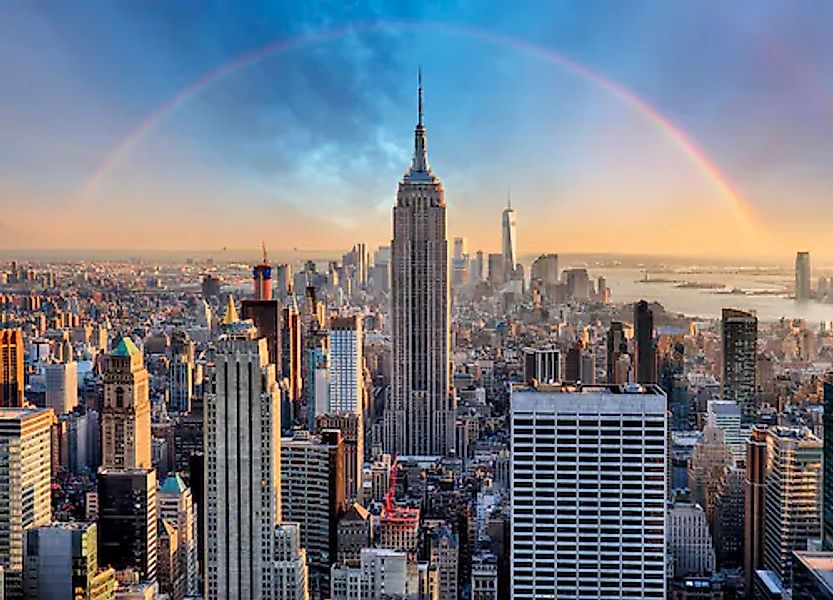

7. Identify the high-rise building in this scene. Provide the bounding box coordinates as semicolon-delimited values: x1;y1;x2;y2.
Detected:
158;474;198;597
825;377;833;551
204;320;282;599
762;427;822;586
510;384;667;599
744;425;769;595
687;425;733;526
168;329;194;414
796;251;811;301
721;308;758;422
158;519;183;600
606;321;629;384
97;468;158;582
44;359;78;415
386;73;454;457
282;300;303;408
316;412;364;501
487;254;505;287
330;548;429;600
564;268;590;300
23;522;116;600
336;503;372;564
667;501;716;577
0;329;24;407
101;337;151;470
242;299;282;368
274;523;310;600
429;525;458;600
714;466;746;569
471;250;484;284
281;429;346;596
328;316;363;414
0;407;53;596
530;254;559;286
522;347;560;384
253;242;273;301
634;300;657;384
501;195;517;282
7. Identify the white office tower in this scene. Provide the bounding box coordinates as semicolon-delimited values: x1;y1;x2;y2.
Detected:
44;360;78;415
762;427;822;586
0;407;53;596
274;523;309;600
158;474;198;596
205;320;283;599
796;251;811;300
510;384;667;599
386;73;455;456
667;501;717;577
330;548;429;600
328;316;363;414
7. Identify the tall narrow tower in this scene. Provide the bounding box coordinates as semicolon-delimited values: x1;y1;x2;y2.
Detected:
501;192;517;282
386;72;454;456
101;337;151;469
253;242;273;301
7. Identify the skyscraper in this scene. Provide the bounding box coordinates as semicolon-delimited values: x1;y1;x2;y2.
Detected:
0;407;53;596
0;329;24;407
762;427;822;586
386;73;454;456
824;377;833;551
282;299;303;408
281;429;346;597
23;522;116;599
510;384;667;599
796;251;811;301
744;425;768;596
721;309;758;422
97;468;158;582
253;241;273;301
328;316;363;414
158;474;198;597
44;359;78;415
634;300;657;384
204;320;282;599
501;194;517;282
101;337;151;470
606;321;629;384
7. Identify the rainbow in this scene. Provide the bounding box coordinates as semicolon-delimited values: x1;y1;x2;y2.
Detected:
78;20;761;234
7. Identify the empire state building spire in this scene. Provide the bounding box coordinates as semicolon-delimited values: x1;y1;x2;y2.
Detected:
412;69;429;173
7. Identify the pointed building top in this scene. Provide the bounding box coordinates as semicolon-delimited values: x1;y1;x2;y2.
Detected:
418;67;424;127
222;295;239;325
410;69;430;175
261;241;269;265
507;188;512;210
113;337;140;358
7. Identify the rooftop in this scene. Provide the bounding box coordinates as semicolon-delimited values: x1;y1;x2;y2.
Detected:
159;473;187;495
794;551;833;592
112;337;141;357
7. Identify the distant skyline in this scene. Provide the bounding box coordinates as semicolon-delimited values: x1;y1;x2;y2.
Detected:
3;2;833;258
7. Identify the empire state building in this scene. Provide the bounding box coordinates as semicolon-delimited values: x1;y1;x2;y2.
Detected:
385;74;454;456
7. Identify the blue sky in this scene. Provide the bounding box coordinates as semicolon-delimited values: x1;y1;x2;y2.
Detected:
2;1;832;257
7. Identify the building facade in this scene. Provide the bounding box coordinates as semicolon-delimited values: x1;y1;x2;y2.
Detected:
386;74;454;457
204;322;282;599
0;407;53;596
101;337;151;470
721;309;758;422
510;384;667;599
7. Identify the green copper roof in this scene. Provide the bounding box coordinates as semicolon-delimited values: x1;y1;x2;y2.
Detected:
159;473;187;494
113;337;141;357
